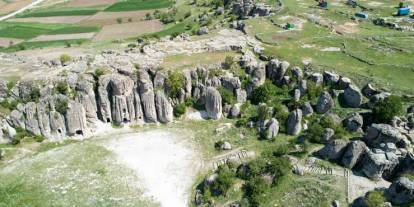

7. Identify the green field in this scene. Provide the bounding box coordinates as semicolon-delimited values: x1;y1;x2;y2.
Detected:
18;8;99;18
105;0;174;12
0;39;89;52
47;26;101;35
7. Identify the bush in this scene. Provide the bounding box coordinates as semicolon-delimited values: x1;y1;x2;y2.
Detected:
59;54;71;64
257;104;270;121
218;86;235;105
223;56;234;69
243;177;270;207
173;103;186;117
165;71;185;98
373;95;403;123
365;191;385;207
27;88;41;103
251;81;278;105
33;135;45;143
55;99;68;115
56;82;69;95
210;165;235;196
306;81;323;103
116;17;123;24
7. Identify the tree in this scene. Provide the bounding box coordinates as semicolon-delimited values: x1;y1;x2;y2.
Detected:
372;95;403;123
243;177;270;207
365;191;385;207
251;81;278;104
173;103;186;117
60;54;71;64
211;165;235;196
165;71;185;98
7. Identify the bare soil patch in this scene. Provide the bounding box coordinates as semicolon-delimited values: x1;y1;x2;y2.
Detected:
29;32;95;42
65;0;117;7
93;20;163;41
8;15;90;23
334;22;360;34
103;129;203;207
0;37;23;47
0;0;32;15
80;10;152;26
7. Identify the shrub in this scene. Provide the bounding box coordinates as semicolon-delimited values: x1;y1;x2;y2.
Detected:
257;104;270;121
251;81;277;105
373;95;403;123
365;191;385;207
95;68;107;77
55;99;68;115
116;17;123;24
223;56;234;69
165;71;185;98
33;135;45;143
173;103;186;117
59;54;71;64
214;140;224;150
27;88;41;103
243;177;270;207
211;165;236;196
56;82;69;95
306;81;323;102
218;86;235;105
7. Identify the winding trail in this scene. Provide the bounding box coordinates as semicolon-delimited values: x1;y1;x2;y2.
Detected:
0;0;45;21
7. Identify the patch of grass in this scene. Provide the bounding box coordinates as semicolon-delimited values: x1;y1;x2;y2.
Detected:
0;25;51;39
105;0;174;12
0;39;89;52
18;9;99;18
151;22;187;37
48;26;100;35
161;51;238;71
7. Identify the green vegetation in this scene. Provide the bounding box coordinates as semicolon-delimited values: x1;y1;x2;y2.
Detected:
165;71;186;98
0;39;89;52
218;86;235;105
250;81;279;104
47;26;100;35
364;191;386;207
18;9;99;18
105;0;173;12
59;54;72;64
173;103;186;117
373;95;403;123
0;25;50;39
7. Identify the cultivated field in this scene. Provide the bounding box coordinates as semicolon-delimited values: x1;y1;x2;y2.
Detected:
29;32;95;42
80;10;151;26
93;20;163;41
65;0;117;8
9;15;91;24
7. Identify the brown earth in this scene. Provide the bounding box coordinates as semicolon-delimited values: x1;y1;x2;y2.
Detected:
8;15;91;24
80;10;154;26
334;22;360;34
29;32;96;42
0;0;32;15
93;20;163;41
0;37;23;47
65;0;117;7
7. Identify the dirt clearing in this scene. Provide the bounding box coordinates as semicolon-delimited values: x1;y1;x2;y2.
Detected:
9;15;90;24
0;0;32;15
103;129;203;207
29;32;95;42
93;20;163;41
0;37;23;47
334;22;360;34
80;10;152;26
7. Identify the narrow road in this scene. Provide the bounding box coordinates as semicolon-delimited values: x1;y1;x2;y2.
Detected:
0;0;45;21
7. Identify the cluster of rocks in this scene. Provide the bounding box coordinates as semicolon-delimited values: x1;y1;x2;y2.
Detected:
232;0;273;19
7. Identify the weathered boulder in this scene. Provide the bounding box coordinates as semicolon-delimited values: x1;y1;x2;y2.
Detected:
287;109;302;135
343;85;362;108
323;71;340;85
360;149;399;179
266;118;279;139
301;101;314;116
221;76;241;91
252;3;272;16
221;141;232;150
343;112;363;132
9;109;25;129
291;66;303;80
198;27;209;35
138;70;158;122
310;73;323;85
65;101;87;136
155;91;173;123
0;80;7;101
299;79;307;96
235;88;247;103
316;92;334;114
338;77;351;89
341;140;367;168
321;128;335;144
76;77;97;119
205;87;222;120
294;89;301;102
386;177;414;205
232;0;255;19
317;139;348;161
24;102;41;136
266;59;287;84
230;104;241;118
365;124;411;148
368;92;391;108
362;83;380;98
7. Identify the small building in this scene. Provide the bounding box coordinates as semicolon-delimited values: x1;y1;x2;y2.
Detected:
397;7;411;16
284;23;295;30
355;12;369;19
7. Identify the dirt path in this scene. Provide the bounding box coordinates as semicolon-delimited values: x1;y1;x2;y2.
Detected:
0;0;46;21
103;129;204;207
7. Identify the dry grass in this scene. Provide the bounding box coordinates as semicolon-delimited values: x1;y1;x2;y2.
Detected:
93;20;163;41
29;32;95;42
80;10;154;26
9;15;91;24
0;37;23;47
0;0;32;15
161;51;239;71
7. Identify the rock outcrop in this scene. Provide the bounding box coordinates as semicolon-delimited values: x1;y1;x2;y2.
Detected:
386;177;414;205
316;92;334;114
343;84;362;108
317;139;348;161
205;87;222;120
286;109;302;135
155;90;173;123
341;141;367;168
